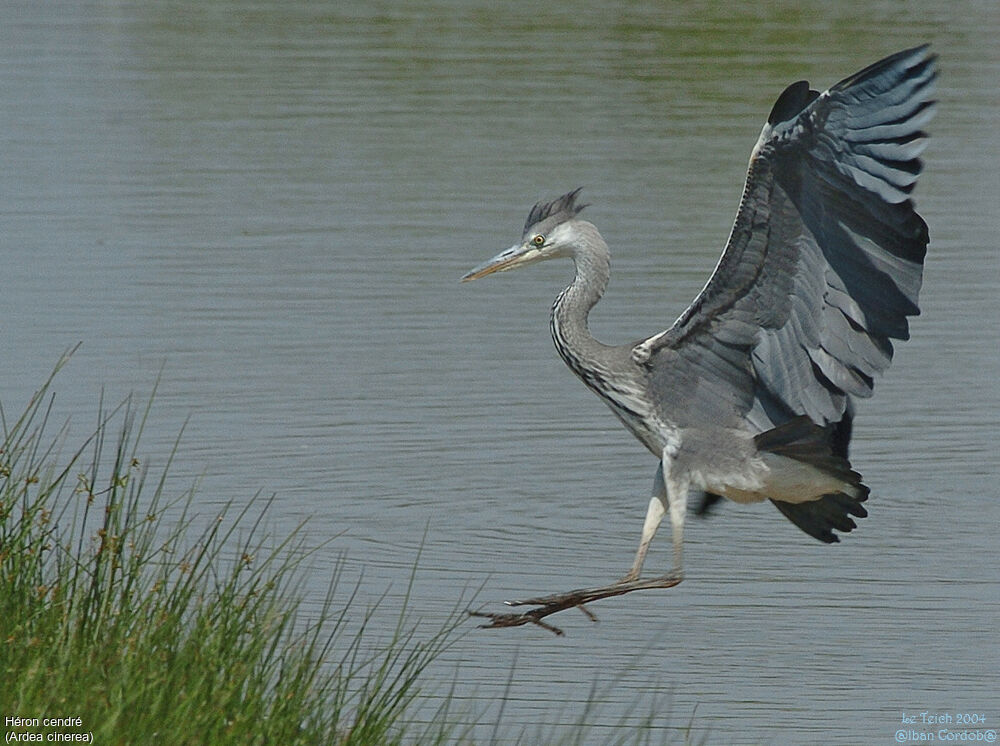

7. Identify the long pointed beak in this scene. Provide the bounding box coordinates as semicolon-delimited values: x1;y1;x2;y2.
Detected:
461;243;541;282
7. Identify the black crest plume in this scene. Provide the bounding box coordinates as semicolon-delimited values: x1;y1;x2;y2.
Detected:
523;187;588;233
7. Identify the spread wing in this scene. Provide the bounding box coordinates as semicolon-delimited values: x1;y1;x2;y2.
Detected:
636;46;936;435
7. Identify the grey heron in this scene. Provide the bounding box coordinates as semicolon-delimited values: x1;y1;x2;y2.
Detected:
463;46;936;635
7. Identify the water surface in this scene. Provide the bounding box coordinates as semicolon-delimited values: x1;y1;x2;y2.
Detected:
1;1;998;743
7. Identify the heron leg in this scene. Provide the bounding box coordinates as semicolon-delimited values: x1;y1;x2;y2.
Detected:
666;474;687;576
620;464;667;582
470;453;687;635
623;449;688;581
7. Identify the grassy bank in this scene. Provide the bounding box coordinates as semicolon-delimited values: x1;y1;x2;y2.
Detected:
0;360;466;745
0;360;699;745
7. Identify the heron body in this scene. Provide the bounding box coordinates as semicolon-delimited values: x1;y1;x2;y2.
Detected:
463;46;936;629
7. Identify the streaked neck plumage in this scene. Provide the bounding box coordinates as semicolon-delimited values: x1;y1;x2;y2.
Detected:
549;221;616;378
549;220;660;454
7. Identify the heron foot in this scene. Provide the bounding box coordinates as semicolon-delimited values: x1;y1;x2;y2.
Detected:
469;572;683;636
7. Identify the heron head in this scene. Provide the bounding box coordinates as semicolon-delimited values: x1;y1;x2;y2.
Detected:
461;188;589;281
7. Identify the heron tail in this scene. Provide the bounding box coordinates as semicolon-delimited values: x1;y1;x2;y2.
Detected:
755;416;870;543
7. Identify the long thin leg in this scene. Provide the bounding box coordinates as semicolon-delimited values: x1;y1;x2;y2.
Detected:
667;478;687;574
620;464;667;582
471;452;688;635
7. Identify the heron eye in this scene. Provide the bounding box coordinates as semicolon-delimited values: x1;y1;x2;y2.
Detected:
531;234;545;247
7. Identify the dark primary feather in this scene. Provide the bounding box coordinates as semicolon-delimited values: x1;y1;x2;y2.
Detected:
641;46;935;540
767;80;819;125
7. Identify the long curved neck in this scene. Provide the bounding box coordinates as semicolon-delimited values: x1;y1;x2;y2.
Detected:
550;223;614;375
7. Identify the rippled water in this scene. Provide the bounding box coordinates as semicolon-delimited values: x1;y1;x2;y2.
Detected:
2;1;998;743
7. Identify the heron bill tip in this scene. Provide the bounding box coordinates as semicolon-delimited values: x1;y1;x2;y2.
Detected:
462;244;542;282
